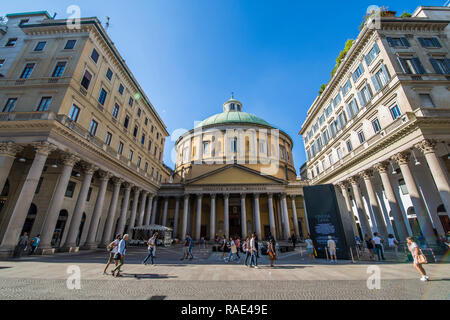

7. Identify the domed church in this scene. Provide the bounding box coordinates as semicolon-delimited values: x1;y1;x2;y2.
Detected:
155;97;308;241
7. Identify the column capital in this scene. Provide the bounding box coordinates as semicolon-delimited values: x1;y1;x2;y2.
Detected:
373;161;390;174
112;177;124;186
184;194;190;200
337;181;349;190
0;142;23;157
33;142;57;156
360;169;373;180
267;193;273;199
132;186;142;193
196;193;203;199
223;193;230;199
122;181;132;189
348;176;359;185
415;139;437;155
81;162;98;175
61;153;80;167
290;195;297;201
240;193;246;199
210;193;217;199
98;170;113;181
391;151;410;165
254;193;260;199
280;193;287;199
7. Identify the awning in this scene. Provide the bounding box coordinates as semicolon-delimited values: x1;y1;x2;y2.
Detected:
132;224;173;232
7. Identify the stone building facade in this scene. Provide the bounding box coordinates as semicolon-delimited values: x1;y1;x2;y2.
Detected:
0;12;169;257
299;6;450;245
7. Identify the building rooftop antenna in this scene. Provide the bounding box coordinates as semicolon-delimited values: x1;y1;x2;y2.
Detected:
105;16;110;31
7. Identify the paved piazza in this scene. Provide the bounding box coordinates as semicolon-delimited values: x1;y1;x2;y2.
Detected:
0;245;449;300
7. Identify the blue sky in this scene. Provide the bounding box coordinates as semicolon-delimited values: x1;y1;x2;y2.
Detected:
2;0;446;172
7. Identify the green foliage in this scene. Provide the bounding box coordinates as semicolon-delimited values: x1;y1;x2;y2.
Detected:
318;84;327;95
331;39;354;78
400;12;412;18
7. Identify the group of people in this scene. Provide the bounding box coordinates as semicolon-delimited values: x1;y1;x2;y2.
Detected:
103;234;129;277
13;232;41;257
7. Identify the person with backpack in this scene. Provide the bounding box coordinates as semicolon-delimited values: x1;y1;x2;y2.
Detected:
104;234;122;275
227;237;240;262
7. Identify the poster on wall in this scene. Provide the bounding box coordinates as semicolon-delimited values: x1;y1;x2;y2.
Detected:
303;184;354;260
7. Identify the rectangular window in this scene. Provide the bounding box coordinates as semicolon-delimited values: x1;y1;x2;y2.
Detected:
34;41;46;52
112;103;120;118
397;57;426;75
105;132;112;146
3;98;17;112
91;49;100;63
118;142;124;155
20;63;35;79
89;119;98;136
98;88;108;105
64;40;76;50
332;93;342;108
357;84;373;107
37;97;52;111
419;94;435;108
69;104;80;122
341;79;352;96
5;38;18;47
398;178;409;195
141;133;146;145
313;122;319;133
358;130;366;143
144;162;148;172
322;130;330;145
390;104;402;120
124;115;130;129
418;37;441;48
318;114;325;126
128;97;134;107
345;99;359;120
148;140;152;152
352;62;365;82
329;154;334;166
129;150;134;161
371;64;391;92
346;139;353;152
81;70;92;90
65;181;76;198
364;43;380;66
203;141;210;155
137;108;142;117
337;147;343;160
118;84;124;95
106;68;113;81
386;37;410;47
133;125;139;138
259;140;265;154
372;118;381;133
325;104;333;118
429;58;450;75
144;117;149;126
337;111;347;130
137;156;142;168
52;61;67;77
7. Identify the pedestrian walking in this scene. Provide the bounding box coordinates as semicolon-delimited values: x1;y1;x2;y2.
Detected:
180;234;193;260
305;235;315;263
373;232;386;261
112;234;128;277
243;236;251;266
188;235;195;259
291;233;297;248
249;233;259;268
104;234;122;275
142;233;157;265
388;234;399;257
406;237;429;281
226;237;240;262
268;238;277;267
14;232;29;258
235;237;241;257
327;235;337;264
364;234;376;260
355;235;362;252
220;235;227;260
29;234;40;255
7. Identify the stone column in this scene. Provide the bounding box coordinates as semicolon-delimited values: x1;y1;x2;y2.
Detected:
374;162;409;242
0;142;23;193
181;194;190;238
240;193;247;238
137;191;149;226
290;195;300;238
276;197;283;236
337;182;359;237
349;176;372;238
267;193;277;239
162;196;169;227
62;163;98;251
224;194;229;238
101;178;123;246
195;194;203;240
209;194;216;240
116;182;132;236
173;197;181;238
127;187;141;235
281;194;290;239
416;139;450;219
253;194;262;239
144;194;154;226
392;152;436;243
151;197;158;225
38;154;80;253
361;169;388;241
0;142;56;254
82;171;112;249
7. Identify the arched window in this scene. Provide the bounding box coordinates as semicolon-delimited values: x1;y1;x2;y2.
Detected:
230;103;235;111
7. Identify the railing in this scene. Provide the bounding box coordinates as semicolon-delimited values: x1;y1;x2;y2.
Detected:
415;107;450;118
0;77;71;87
0;111;57;121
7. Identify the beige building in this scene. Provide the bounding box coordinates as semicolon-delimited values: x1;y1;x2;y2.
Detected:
154;97;308;241
0;12;170;257
300;6;450;245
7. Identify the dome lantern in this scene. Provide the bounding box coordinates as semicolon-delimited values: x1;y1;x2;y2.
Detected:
223;93;243;112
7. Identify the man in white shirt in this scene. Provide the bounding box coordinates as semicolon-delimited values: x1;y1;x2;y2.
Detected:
249;233;259;268
372;232;386;261
327;235;337;264
104;234;122;275
142;233;157;265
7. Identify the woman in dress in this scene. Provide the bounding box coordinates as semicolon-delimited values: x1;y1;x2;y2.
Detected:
268;238;277;267
407;237;429;281
364;233;375;260
305;235;315;263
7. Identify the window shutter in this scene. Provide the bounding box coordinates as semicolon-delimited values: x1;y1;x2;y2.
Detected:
397;57;409;73
371;75;381;92
400;37;410;47
366;84;373;99
418;37;426;47
353;98;359;111
345;105;352;119
412;58;426;74
386;37;394;47
429;58;442;74
431;37;441;48
381;64;391;80
352;72;357;83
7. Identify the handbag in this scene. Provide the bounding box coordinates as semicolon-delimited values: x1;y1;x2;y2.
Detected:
417;249;428;264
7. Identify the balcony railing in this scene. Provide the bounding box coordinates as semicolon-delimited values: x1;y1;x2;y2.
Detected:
0;111;56;121
0;77;71;87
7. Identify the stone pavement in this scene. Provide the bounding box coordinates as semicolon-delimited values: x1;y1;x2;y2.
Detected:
0;245;449;300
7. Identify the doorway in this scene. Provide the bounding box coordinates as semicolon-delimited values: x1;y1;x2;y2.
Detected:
229;205;241;238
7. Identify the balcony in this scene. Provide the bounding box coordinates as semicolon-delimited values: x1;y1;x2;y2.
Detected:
0;111;56;121
0;77;71;87
415;107;450;118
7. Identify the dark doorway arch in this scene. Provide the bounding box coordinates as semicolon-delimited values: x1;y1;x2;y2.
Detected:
437;204;449;233
52;210;68;247
76;213;86;246
20;203;37;235
0;179;10;214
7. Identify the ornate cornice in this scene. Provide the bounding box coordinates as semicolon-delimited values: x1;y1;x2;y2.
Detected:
0;142;23;157
98;170;113;181
373;161;389;174
33;142;57;156
61;153;80;167
415;139;437;155
360;169;373;180
391;151;410;166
